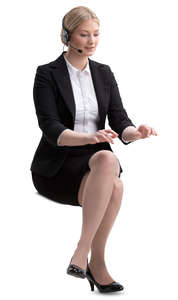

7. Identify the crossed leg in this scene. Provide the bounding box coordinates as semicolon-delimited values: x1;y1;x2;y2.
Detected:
71;150;123;284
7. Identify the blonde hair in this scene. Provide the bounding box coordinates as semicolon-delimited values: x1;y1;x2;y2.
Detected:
60;6;100;46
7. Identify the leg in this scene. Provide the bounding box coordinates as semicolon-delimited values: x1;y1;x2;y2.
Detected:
89;177;123;284
70;151;117;270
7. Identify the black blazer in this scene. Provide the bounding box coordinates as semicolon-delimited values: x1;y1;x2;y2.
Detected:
30;51;136;178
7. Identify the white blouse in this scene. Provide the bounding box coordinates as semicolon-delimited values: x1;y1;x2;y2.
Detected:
57;55;130;146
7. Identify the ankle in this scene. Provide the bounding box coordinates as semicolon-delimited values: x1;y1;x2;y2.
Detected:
72;244;89;262
77;240;91;254
89;257;106;267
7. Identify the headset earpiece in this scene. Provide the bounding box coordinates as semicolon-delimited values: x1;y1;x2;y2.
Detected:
62;16;70;45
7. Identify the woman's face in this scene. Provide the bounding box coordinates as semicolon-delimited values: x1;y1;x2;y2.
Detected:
69;19;100;56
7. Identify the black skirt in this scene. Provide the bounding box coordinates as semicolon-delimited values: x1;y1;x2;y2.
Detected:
31;142;123;207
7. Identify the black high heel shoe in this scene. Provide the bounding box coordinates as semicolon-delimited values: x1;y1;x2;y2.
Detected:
86;261;124;293
66;256;88;279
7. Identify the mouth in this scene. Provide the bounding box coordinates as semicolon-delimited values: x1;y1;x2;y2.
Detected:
85;47;95;50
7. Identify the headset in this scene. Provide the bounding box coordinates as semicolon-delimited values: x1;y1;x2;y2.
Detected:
62;15;83;53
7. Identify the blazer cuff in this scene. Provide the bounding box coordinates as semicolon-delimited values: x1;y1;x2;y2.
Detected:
121;125;137;144
57;129;69;146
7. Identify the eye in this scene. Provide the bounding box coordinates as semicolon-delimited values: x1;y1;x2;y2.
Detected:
80;33;100;37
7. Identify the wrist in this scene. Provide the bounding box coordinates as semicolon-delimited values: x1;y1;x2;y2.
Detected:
122;126;137;142
84;133;91;145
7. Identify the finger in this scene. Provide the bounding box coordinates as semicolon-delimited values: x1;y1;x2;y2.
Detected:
99;130;115;139
95;137;100;143
98;131;112;140
151;128;154;135
109;130;118;137
104;129;118;137
97;133;110;143
144;128;149;137
149;127;156;136
151;128;157;136
102;129;117;137
100;133;114;144
105;132;115;143
104;133;114;144
147;128;152;136
153;128;158;135
107;132;117;139
136;131;142;139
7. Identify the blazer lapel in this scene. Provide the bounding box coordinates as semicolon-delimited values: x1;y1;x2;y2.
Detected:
50;51;110;125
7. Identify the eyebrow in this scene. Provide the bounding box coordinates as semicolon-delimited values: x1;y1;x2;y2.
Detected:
80;30;99;32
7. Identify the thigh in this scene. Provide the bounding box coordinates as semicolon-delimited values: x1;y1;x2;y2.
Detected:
77;150;121;207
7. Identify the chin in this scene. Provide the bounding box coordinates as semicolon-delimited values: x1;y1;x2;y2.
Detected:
87;53;94;57
84;50;96;57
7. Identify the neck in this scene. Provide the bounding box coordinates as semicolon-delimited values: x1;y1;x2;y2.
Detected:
63;49;88;71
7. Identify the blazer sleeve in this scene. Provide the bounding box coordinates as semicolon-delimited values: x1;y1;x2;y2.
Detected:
33;66;69;147
107;66;137;145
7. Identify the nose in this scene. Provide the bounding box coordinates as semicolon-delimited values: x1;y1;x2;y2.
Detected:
88;35;95;43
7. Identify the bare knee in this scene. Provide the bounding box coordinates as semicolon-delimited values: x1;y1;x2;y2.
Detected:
88;150;117;174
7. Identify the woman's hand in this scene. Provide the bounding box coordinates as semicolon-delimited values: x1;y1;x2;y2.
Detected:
133;124;158;140
87;129;119;145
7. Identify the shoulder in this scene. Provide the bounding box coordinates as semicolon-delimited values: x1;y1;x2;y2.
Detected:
89;57;112;71
89;58;116;86
35;61;55;72
89;58;114;85
34;55;63;74
34;59;58;83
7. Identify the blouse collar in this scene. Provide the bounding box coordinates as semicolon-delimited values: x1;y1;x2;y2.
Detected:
63;53;90;76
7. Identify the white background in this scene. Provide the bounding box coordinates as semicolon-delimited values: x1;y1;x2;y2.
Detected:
1;0;178;298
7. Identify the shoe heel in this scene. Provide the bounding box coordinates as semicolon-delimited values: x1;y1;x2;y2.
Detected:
86;262;124;293
87;277;94;291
